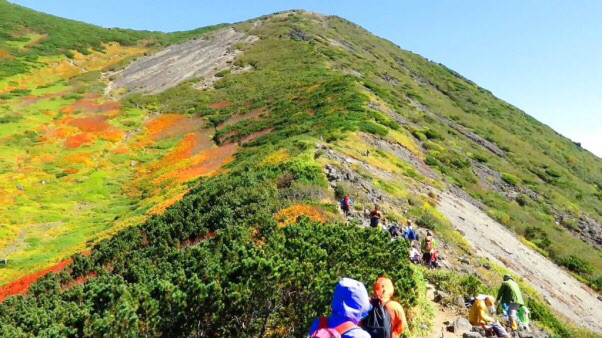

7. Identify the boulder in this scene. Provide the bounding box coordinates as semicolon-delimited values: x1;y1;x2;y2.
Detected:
454;295;467;307
433;290;449;303
450;317;472;334
471;325;486;336
463;332;484;338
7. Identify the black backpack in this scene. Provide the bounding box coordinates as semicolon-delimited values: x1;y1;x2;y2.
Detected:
362;297;392;338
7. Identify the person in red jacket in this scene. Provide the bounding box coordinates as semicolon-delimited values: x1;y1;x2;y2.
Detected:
369;206;382;228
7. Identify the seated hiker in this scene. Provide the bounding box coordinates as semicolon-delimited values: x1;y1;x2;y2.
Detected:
409;243;422;264
420;230;436;268
496;274;524;331
341;195;353;217
388;222;402;239
363;276;408;338
469;295;509;338
369;206;382;228
309;277;372;338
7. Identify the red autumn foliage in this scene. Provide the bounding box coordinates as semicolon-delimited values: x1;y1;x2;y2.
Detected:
0;258;73;302
69;115;110;132
65;132;95;148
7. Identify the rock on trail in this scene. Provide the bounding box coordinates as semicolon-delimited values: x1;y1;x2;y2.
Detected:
106;28;256;95
436;191;602;333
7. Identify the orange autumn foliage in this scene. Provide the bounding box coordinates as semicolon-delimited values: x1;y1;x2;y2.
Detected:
274;204;325;226
65;132;95;148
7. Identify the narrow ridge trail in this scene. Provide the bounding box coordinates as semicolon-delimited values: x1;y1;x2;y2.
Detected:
436;191;602;333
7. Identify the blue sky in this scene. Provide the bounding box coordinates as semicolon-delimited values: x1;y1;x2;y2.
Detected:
12;0;602;157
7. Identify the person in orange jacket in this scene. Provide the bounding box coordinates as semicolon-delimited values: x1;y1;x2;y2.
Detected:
372;276;408;338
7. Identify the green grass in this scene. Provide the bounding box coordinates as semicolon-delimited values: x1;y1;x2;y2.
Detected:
0;7;600;336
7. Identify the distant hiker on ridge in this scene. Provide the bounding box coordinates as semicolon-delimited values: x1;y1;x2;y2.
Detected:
409;243;421;264
420;230;436;268
309;278;372;338
341;195;353;217
403;220;418;242
388;221;402;239
496;274;524;331
369;205;381;228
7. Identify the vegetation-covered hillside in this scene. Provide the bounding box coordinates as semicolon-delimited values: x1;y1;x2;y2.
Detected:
0;2;601;337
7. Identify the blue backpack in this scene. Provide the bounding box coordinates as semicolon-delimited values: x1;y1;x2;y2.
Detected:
405;228;417;240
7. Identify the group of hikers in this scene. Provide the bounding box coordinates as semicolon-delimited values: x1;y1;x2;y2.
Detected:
309;276;407;338
341;196;437;269
309;274;527;338
466;274;530;337
327;197;530;337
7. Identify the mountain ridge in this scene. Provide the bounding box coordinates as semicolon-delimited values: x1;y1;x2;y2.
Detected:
0;4;601;336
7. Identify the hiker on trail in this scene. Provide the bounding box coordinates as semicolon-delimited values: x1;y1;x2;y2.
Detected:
369;206;381;228
420;230;436;268
403;221;418;242
496;274;524;331
388;222;402;239
469;295;510;337
341;195;353;217
363;276;407;338
409;243;421;264
309;277;372;338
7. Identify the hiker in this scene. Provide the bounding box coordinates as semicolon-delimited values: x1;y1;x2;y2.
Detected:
309;277;372;338
341;195;353;217
403;221;418;242
496;274;524;331
369;206;381;228
468;295;509;337
409;243;422;264
363;276;407;338
388;222;402;239
420;230;436;268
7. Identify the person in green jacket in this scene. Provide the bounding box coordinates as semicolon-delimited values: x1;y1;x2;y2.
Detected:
496;274;524;330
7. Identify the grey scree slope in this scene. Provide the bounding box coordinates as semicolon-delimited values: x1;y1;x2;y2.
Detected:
107;28;252;95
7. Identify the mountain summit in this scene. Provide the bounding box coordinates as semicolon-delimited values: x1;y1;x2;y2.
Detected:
0;3;601;336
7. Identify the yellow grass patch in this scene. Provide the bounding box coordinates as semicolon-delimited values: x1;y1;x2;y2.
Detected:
274;204;325;226
260;148;290;166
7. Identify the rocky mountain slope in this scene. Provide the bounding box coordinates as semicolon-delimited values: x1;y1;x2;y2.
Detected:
0;2;601;336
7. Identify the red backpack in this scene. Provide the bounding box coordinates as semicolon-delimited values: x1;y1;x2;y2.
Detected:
311;317;356;338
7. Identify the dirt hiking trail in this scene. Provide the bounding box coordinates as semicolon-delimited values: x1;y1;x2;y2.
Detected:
437;191;602;333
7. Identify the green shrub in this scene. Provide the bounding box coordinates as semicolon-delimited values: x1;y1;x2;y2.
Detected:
424;128;443;140
515;194;531;207
524;226;551;249
558;255;594;275
360;121;388;136
501;173;520;186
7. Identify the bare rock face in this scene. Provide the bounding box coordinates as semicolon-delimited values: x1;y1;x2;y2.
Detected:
106;28;256;95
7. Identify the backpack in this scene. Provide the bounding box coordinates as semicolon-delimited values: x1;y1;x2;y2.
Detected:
389;224;400;236
341;197;351;209
422;237;433;252
362;298;392;338
311;317;355;338
405;228;417;241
